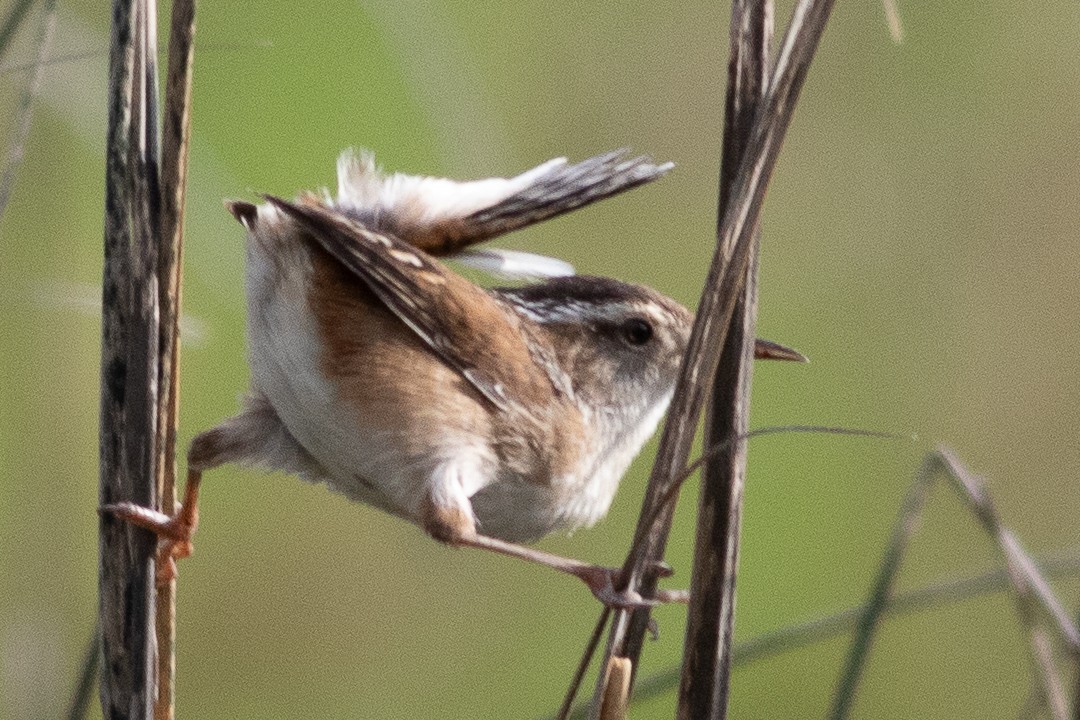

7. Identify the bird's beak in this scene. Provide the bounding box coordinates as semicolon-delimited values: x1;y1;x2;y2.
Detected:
753;338;808;363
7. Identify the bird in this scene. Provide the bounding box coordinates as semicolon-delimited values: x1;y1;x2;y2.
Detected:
103;149;803;607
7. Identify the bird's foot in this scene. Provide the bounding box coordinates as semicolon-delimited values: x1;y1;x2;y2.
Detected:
100;502;196;586
570;562;689;609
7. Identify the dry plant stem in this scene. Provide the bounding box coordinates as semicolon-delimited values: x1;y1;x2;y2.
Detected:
154;1;196;718
552;548;1080;720
586;0;837;713
935;449;1079;720
556;610;612;720
1029;623;1069;720
935;449;1080;653
677;0;772;716
880;0;903;43
0;0;57;221
829;448;1080;720
599;657;633;720
99;0;161;717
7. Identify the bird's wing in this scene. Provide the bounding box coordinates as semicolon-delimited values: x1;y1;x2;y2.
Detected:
333;149;673;256
263;195;555;413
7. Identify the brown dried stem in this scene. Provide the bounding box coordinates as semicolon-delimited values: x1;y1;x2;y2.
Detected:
581;0;837;715
676;0;772;717
153;1;196;717
98;0;160;716
99;0;195;717
551;547;1080;719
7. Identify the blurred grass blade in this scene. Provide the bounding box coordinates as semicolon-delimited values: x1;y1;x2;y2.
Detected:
64;624;99;720
830;448;1080;720
881;0;902;43
549;546;1080;720
0;0;57;222
828;452;936;719
0;0;35;59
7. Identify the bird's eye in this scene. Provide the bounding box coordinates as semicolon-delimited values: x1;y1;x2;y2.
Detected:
622;318;653;346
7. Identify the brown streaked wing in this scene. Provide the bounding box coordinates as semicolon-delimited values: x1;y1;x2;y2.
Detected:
263;195;554;412
391;150;673;256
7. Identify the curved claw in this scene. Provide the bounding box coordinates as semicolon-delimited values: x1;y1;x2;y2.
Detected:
100;501;196;586
649;560;675;579
583;569;660;609
572;566;672;609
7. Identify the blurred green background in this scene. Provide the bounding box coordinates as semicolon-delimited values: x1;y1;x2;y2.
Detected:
2;0;1079;718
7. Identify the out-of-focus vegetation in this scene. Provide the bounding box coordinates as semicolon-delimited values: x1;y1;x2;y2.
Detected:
1;1;1079;718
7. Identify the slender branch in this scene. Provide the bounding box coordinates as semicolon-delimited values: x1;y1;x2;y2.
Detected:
829;448;1080;719
550;548;1080;720
934;449;1079;718
935;449;1080;654
555;610;611;720
827;453;937;719
677;1;772;716
153;1;196;717
586;0;837;713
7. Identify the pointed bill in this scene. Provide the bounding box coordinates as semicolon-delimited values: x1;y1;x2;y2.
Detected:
753;338;808;363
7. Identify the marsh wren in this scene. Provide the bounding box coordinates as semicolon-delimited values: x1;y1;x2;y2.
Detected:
104;150;802;607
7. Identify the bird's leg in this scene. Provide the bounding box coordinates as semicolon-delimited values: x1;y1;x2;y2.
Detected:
453;533;689;608
420;487;687;607
101;467;203;585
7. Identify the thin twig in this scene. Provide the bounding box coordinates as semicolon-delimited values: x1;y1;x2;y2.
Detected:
829;448;1080;719
153;1;196;718
598;657;632;720
827;453;937;719
935;449;1080;719
880;0;903;43
1029;624;1069;720
557;422;892;712
555;609;611;720
585;3;838;712
936;449;1080;653
677;1;772;713
548;547;1080;720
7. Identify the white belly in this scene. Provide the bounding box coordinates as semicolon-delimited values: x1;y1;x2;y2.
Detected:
243;228;404;515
